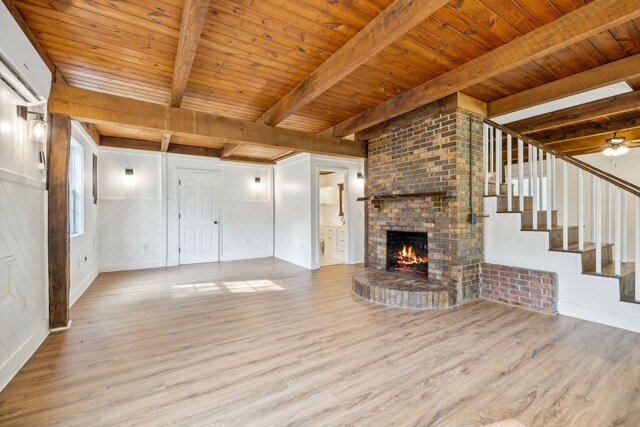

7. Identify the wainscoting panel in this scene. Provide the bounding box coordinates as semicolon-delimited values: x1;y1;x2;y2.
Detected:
0;174;48;391
98;199;163;271
221;201;272;260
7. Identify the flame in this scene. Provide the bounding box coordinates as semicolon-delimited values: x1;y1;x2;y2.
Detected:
396;244;427;265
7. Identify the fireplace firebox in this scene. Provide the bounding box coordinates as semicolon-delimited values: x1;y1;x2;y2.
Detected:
386;231;428;277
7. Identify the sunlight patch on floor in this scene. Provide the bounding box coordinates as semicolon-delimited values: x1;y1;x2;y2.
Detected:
171;280;283;297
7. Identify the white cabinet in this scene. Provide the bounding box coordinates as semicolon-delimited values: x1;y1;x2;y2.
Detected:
319;186;339;204
324;225;344;259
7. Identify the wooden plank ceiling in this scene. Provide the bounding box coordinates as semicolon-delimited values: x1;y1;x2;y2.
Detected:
10;0;640;161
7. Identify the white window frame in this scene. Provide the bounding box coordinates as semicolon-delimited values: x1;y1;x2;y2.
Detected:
69;138;84;236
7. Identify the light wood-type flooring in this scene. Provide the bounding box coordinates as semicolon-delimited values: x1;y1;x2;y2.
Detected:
1;258;639;426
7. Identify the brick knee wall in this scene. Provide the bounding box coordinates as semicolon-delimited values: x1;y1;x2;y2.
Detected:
480;263;557;314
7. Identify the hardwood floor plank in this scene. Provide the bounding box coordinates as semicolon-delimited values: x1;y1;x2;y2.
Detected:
0;258;638;425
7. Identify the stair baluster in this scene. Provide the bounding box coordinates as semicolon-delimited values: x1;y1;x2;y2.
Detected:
547;154;553;230
532;146;538;230
507;134;512;211
539;149;544;211
577;168;584;251
483;123;489;196
496;129;502;197
590;175;596;243
621;192;627;262
595;178;602;274
563;161;568;250
615;187;622;276
518;139;524;210
606;182;612;244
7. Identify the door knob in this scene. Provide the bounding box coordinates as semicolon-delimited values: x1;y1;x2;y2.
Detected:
214;221;218;224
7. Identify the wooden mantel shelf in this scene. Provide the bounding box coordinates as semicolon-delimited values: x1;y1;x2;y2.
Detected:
356;191;457;202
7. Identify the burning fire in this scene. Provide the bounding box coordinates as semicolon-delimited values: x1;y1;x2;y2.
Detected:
396;244;428;265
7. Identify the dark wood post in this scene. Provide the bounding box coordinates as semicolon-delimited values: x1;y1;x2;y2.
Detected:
48;113;71;330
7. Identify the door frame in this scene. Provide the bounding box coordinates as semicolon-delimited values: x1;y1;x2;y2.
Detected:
177;169;222;265
312;165;350;269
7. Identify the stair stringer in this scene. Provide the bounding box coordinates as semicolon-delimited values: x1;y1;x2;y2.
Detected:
484;197;640;333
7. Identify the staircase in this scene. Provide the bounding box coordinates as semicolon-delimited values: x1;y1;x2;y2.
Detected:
483;122;640;332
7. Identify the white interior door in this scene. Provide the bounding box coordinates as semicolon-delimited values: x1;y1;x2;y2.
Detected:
179;172;220;265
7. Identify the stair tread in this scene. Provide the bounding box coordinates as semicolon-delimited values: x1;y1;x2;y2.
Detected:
522;225;579;232
584;261;635;278
549;242;607;253
621;291;640;305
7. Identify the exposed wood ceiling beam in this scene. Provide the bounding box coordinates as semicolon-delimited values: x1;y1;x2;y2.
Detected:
49;84;366;158
221;144;242;159
101;136;222;158
160;133;171;152
221;156;275;165
489;54;640;118
170;0;211;108
163;0;211;155
554;128;640;155
324;0;640;137
531;113;640;145
507;90;640;134
257;0;449;126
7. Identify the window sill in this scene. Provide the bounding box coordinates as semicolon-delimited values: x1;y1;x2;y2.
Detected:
70;233;84;239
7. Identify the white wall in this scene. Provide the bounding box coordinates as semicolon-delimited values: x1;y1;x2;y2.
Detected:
96;147;274;270
97;148;163;272
0;97;49;391
274;154;313;269
69;122;99;305
166;154;273;265
274;153;365;269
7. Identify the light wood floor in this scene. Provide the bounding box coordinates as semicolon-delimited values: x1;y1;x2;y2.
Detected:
1;258;639;426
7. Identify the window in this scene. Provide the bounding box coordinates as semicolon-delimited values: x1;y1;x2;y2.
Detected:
69;138;84;236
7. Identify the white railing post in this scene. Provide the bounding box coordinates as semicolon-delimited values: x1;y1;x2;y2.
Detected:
563;161;568;249
547;153;553;230
518;139;524;211
606;182;612;244
489;126;494;173
496;129;502;196
577;169;584;251
528;144;532;196
532;146;538;229
591;175;596;242
614;187;621;276
539;149;544;210
483;123;489;196
635;196;639;300
551;155;556;210
595;178;602;274
621;191;627;262
507;134;512;211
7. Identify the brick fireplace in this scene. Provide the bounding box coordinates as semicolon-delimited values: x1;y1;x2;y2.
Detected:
356;94;485;302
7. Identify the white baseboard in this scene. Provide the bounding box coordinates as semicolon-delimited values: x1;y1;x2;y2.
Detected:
220;252;272;262
99;261;164;273
70;270;98;307
558;300;640;334
0;321;49;392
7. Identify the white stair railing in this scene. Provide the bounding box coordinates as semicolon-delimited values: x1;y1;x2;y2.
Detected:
483;121;640;302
